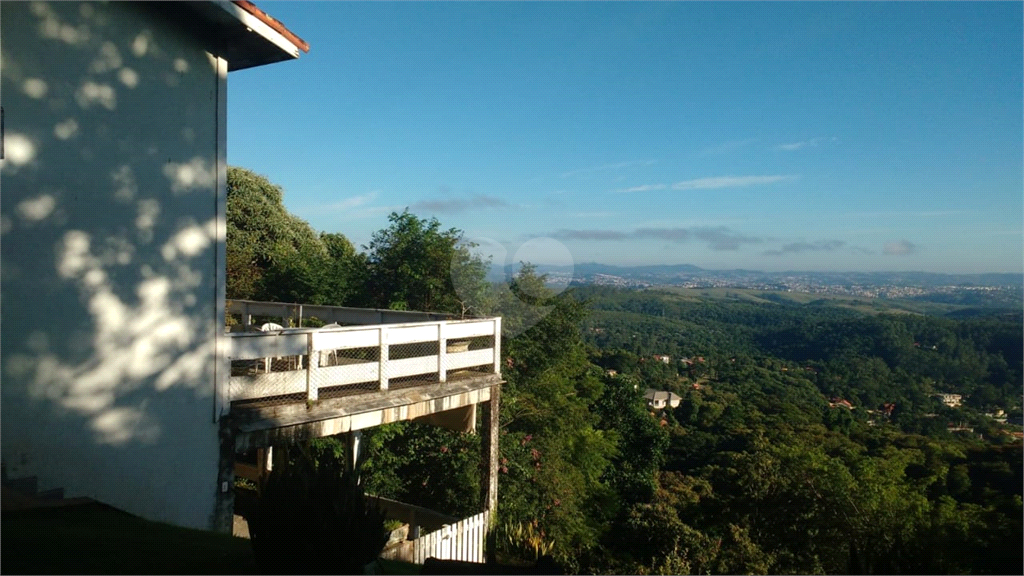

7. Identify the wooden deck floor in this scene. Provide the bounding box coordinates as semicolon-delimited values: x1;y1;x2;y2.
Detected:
229;372;502;451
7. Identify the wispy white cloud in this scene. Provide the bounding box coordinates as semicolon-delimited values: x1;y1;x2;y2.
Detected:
775;136;837;151
635;228;691;241
616;184;667;193
411;194;510;214
550;226;762;251
698;138;757;157
300;192;398;221
560;159;656;178
551;229;630;241
572;211;615;218
690;226;763;250
671;175;797;190
342;205;405;221
762;239;845;256
843;209;967;219
321;190;380;211
883;239;917;255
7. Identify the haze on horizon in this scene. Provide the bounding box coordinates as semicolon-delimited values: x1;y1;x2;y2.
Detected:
228;2;1023;276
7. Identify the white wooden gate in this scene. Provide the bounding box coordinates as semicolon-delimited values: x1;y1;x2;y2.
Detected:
412;509;490;564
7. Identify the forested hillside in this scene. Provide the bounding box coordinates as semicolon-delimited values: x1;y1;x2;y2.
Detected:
574;285;1023;573
228;167;1022;574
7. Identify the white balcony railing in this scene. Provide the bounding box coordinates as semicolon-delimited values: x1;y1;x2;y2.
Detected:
224;300;501;406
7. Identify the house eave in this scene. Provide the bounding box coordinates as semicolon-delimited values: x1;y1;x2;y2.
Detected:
180;1;309;71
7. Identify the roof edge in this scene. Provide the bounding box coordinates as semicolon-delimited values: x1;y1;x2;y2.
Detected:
229;1;310;53
209;0;309;61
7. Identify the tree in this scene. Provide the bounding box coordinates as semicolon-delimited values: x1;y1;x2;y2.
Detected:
496;266;618;569
359;421;482;518
363;210;489;314
249;440;388;574
226;166;361;307
317;232;366;306
594;374;668;505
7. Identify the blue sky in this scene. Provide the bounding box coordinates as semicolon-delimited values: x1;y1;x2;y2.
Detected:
228;2;1023;274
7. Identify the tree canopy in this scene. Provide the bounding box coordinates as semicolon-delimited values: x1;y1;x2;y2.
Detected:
363;210;490;315
226;167;362;306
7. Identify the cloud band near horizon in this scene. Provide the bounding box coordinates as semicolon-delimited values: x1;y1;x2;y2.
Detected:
551;226;763;251
618;174;798;193
762;239;846;256
411;194;510;214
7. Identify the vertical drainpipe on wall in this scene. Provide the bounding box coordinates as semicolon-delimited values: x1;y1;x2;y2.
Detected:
213;60;228;422
212;53;234;534
213;54;229;422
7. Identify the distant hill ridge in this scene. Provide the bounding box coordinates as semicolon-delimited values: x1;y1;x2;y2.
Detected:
489;262;1023;289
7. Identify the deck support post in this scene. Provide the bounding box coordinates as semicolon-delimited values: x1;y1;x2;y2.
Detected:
348;430;362;476
480;384;500;563
213;416;235;534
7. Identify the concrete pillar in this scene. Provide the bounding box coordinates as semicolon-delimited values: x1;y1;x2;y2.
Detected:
480;385;500;564
348;430;363;475
212;417;235;533
258;446;273;491
480;389;500;513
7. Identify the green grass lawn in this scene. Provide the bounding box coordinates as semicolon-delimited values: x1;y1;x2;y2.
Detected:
1;503;256;574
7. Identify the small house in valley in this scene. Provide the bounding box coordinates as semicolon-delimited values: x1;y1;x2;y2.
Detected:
645;388;682;410
829;397;854;410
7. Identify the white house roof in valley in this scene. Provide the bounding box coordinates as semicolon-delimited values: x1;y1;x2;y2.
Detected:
644;388;681;403
179;1;310;71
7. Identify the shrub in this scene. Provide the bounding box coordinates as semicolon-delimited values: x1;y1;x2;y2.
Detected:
249;444;388;574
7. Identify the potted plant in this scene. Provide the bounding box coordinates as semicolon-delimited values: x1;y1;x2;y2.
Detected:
446;339;471;354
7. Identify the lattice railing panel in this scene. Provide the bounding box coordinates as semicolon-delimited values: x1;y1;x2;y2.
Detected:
443;335;495;373
225;316;501;407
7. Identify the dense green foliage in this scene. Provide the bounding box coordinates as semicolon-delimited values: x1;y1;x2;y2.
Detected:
574;285;1022;574
226;167;365;306
227;167;1022;574
363;211;490;314
249;442;388;574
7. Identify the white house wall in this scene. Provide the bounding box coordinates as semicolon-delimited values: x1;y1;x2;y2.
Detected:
1;2;226;530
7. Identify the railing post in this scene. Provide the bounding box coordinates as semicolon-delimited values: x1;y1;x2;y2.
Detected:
306;332;318;402
438;322;447;383
379;326;389;391
492;317;502;374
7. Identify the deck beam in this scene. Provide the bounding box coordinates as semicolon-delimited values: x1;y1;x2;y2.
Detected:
232;375;500;452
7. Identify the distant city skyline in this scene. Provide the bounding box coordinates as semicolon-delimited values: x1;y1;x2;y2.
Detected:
228;2;1023;274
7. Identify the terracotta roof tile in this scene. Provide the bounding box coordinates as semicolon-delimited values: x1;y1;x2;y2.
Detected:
232;0;310;53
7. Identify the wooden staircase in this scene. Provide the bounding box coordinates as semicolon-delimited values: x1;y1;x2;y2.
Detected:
1;462;89;511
